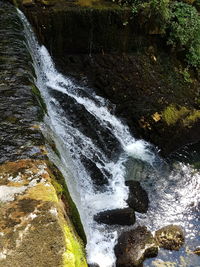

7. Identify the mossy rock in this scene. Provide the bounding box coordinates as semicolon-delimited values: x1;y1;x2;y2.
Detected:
162;104;200;127
0;159;87;267
155;225;185;251
47;161;87;244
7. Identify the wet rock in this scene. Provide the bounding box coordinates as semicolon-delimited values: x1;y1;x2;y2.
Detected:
81;156;109;188
88;264;100;267
155;225;185;251
125;180;149;213
193;247;200;256
114;226;158;267
0;2;45;163
50;89;122;160
94;208;135;226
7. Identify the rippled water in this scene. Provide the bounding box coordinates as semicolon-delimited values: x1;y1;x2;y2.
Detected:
18;8;200;267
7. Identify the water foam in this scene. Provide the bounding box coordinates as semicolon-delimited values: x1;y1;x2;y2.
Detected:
18;9;158;267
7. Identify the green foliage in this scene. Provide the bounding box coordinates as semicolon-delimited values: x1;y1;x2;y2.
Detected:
167;2;200;67
180;68;193;83
141;0;171;29
114;0;200;69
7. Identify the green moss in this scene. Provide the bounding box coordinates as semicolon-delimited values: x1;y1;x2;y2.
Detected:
49;165;88;266
27;182;59;202
162;104;200;126
52;179;64;197
48;162;87;244
62;223;88;267
162;105;190;125
183;110;200;126
31;84;47;118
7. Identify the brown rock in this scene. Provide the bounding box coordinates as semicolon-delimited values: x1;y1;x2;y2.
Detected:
155;225;185;251
114;226;158;267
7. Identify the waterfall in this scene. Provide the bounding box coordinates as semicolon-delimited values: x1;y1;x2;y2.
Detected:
17;9;158;266
17;9;200;267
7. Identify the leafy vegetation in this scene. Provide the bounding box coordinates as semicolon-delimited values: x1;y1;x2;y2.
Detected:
168;2;200;68
114;0;200;69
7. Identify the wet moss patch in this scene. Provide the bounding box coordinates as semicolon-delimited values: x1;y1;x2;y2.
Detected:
162;104;200;127
47;161;87;244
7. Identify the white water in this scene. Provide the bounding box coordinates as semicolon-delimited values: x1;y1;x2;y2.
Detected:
18;9;200;267
18;9;158;267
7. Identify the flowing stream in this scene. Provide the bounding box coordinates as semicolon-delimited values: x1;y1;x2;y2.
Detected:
18;9;200;267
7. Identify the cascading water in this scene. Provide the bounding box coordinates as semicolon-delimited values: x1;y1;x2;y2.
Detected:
18;9;200;267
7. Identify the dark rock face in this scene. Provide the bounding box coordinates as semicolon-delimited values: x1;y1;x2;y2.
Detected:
94;208;135;226
155;225;185;251
0;1;45;163
88;264;100;267
81;156;109;188
23;1;142;55
125;180;149;213
50;89;122;161
55;53;200;157
114;226;158;267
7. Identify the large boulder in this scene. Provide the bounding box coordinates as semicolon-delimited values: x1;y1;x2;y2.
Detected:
125;180;149;213
155;225;185;251
114;226;158;267
94;208;135;226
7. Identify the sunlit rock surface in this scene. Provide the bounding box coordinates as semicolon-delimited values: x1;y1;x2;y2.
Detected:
0;159;87;267
155;225;185;251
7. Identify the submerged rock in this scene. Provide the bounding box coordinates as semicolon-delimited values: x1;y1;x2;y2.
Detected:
0;159;87;267
125;180;149;213
80;156;109;188
94;208;135;225
155;225;185;251
114;226;158;267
